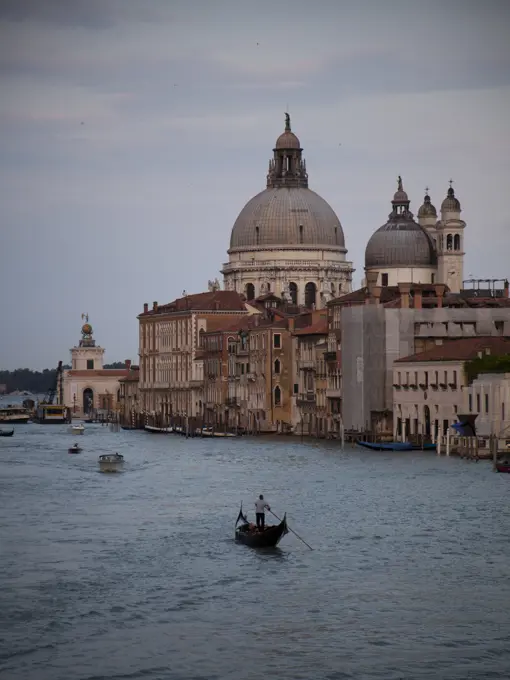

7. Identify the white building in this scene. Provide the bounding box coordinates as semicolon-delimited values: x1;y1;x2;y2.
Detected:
222;114;354;308
63;319;129;415
364;178;465;293
468;372;510;438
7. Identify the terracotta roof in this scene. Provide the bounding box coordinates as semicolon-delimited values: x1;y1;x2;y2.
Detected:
66;369;129;377
140;291;246;317
119;369;140;383
396;337;510;363
293;316;328;336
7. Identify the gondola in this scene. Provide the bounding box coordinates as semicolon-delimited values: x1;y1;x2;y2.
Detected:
68;445;82;454
495;462;510;473
0;429;14;437
234;505;288;548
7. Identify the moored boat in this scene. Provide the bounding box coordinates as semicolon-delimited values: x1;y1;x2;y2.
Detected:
356;440;414;451
235;505;288;548
98;453;124;472
0;428;14;437
0;406;30;424
495;462;510;473
68;445;82;454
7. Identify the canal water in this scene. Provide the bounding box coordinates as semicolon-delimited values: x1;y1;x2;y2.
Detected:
1;424;509;680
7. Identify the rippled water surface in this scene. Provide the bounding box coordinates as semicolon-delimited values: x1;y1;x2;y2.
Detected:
1;424;510;680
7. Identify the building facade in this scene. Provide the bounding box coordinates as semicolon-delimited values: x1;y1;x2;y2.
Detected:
137;291;250;423
222;114;354;308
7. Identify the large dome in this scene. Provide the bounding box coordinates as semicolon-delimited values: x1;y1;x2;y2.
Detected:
229;187;346;251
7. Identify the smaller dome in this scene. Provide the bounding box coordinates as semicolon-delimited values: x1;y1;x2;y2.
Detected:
441;186;461;212
275;130;300;149
418;192;437;218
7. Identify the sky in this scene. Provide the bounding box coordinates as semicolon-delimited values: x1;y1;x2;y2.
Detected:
1;0;509;370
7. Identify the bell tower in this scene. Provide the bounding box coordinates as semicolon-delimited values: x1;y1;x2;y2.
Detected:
436;181;465;293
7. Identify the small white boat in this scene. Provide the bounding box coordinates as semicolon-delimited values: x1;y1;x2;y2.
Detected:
98;453;124;473
70;424;85;435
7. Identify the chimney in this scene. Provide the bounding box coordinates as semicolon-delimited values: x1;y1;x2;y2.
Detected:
414;287;422;309
143;303;149;313
125;359;132;370
153;301;158;312
434;284;446;308
398;282;412;309
504;280;509;298
288;317;295;332
365;271;378;304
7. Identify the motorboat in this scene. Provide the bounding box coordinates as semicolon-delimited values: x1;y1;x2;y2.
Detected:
68;444;82;454
98;453;124;473
70;424;85;435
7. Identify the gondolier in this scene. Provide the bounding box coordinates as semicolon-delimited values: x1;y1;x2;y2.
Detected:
255;494;270;531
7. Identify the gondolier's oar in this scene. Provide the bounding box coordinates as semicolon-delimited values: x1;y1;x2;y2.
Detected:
269;510;313;550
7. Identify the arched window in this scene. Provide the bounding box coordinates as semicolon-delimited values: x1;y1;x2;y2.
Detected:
289;282;298;304
446;234;453;251
431;273;435;284
274;359;281;374
299;224;304;244
246;283;255;301
255;226;260;245
305;282;317;308
274;385;281;406
453;234;460;250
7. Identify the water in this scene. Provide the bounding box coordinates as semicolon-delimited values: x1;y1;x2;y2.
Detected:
1;424;509;680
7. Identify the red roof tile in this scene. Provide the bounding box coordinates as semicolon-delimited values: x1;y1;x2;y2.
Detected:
139;291;247;316
66;369;129;377
396;337;510;363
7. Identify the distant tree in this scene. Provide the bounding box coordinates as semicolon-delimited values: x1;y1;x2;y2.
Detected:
0;362;125;393
103;362;126;369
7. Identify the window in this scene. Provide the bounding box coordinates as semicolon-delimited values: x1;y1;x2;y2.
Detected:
289;282;298;305
245;283;255;301
381;273;389;287
293;383;298;394
274;359;281;374
255;226;260;245
502;402;505;421
304;282;317;308
454;234;460;250
476;393;480;412
299;224;304;244
469;394;472;411
452;370;457;387
274;385;281;406
485;393;489;414
273;334;281;349
87;359;94;370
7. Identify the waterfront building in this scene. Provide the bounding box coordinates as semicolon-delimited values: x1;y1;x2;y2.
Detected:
137;291;249;422
118;362;140;427
222;114;354;308
364;178;466;293
468;372;510;438
62;319;130;416
340;282;510;434
294;312;329;436
393;337;510;439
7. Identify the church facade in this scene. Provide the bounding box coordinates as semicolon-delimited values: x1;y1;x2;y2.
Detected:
222;114;354;308
364;177;465;293
62;318;129;416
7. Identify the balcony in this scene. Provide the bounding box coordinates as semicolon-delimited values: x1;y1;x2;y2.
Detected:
299;359;315;369
296;392;316;407
326;388;341;399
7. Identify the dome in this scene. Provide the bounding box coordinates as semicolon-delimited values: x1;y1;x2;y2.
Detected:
365;219;437;268
418;192;437;218
229;187;345;251
441;186;461;212
275;130;300;149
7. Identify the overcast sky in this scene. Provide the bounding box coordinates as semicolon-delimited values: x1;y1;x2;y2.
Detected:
1;0;509;369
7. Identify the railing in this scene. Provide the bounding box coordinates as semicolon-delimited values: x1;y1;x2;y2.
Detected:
298;359;315;369
326;388;341;398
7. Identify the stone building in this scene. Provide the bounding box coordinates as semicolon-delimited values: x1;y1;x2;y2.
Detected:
137;291;249;422
393;337;510;439
364;177;466;293
468;372;510;438
222;114;354;308
62;319;129;416
118;362;140;427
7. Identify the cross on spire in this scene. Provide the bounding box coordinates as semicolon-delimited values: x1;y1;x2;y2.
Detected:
449;178;454;188
425;186;429;194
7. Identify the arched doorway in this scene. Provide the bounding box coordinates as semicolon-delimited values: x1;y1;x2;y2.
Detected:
424;405;431;436
289;282;298;304
83;388;94;414
305;282;317;308
245;283;255;301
